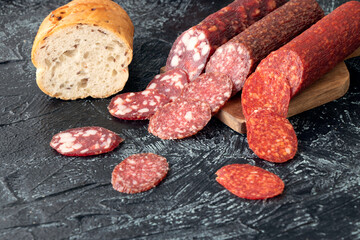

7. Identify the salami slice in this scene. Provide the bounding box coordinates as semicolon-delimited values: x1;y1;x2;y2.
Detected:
108;89;169;120
166;0;287;81
206;0;324;94
241;69;290;120
246;110;297;163
216;164;284;200
257;1;360;97
180;72;233;113
146;68;189;102
148;99;211;140
50;126;123;156
111;153;169;194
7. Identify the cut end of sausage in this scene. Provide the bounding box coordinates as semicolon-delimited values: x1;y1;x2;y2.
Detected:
206;42;251;95
166;28;211;81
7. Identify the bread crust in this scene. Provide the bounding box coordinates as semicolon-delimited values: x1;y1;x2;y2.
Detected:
31;0;134;100
31;0;134;67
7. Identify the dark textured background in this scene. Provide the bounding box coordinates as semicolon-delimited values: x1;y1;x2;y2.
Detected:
1;0;360;239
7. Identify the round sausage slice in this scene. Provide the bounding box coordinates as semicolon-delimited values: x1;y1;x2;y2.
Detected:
180;72;233;113
246;110;297;163
241;69;290;120
111;153;169;194
108;89;169;120
146;68;189;102
216;164;285;200
148;99;211;140
50;126;123;156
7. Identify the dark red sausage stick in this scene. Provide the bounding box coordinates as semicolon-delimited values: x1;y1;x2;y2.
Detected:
206;0;324;94
166;0;287;81
257;1;360;97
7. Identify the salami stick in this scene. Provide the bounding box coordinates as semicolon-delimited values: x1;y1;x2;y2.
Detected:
166;0;287;81
257;1;360;97
206;0;324;94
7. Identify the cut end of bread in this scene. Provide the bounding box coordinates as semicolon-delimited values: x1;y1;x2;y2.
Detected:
34;24;131;100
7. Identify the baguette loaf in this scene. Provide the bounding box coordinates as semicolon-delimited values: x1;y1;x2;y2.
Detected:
31;0;134;100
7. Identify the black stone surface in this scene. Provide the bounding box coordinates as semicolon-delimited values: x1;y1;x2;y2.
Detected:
1;0;360;239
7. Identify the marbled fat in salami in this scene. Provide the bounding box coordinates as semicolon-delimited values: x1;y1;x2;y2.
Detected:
108;89;169;120
50;126;123;156
146;68;189;102
246;110;297;163
257;1;360;97
216;164;284;200
180;72;233;113
111;153;169;194
241;69;291;120
206;0;324;94
166;0;287;81
148;99;211;140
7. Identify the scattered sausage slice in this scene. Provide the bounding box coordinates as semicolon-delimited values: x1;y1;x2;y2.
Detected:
111;153;169;194
166;0;287;81
241;69;291;120
216;164;285;200
146;68;189;101
206;0;324;94
257;1;360;97
180;72;233;113
108;89;169;120
246;110;297;163
148;99;211;139
50;126;123;156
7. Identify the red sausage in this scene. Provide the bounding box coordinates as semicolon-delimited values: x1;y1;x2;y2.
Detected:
216;164;285;200
148;99;211;140
108;89;169;120
112;153;169;194
50;126;123;156
257;1;360;97
206;0;324;94
146;68;189;102
180;72;233;113
166;0;287;81
241;69;291;120
246;110;298;163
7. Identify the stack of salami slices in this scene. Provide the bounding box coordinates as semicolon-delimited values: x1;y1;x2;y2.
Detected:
108;0;326;140
242;1;360;163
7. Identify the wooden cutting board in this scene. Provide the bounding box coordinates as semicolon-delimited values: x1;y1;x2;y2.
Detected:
216;47;360;134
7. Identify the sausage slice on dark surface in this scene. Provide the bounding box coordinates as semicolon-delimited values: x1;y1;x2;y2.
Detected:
216;164;285;200
50;126;123;156
112;153;169;194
